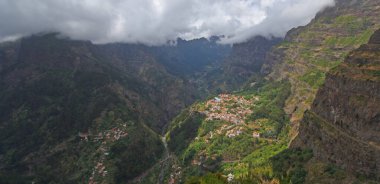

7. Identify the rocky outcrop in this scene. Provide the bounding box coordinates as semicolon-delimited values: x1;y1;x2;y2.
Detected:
292;30;380;179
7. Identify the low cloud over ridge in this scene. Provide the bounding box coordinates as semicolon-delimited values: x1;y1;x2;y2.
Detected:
0;0;335;45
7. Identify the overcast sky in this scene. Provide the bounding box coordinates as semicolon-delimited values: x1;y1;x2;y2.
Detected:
0;0;335;45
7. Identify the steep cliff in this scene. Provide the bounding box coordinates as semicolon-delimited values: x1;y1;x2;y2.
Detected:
262;0;380;135
292;29;380;180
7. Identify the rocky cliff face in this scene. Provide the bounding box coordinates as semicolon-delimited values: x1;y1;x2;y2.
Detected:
292;30;380;179
261;0;380;135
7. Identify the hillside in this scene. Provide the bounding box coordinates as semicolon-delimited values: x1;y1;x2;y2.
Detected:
0;31;278;183
0;33;200;183
162;1;380;183
1;0;380;183
195;36;281;94
164;79;294;183
262;0;380;136
292;29;380;183
148;37;232;77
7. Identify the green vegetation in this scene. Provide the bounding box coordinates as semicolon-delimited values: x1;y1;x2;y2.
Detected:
300;70;326;89
247;80;291;132
369;70;380;78
265;0;380;130
333;15;370;33
325;29;374;48
166;79;297;183
0;174;33;184
271;148;313;184
167;111;205;155
2;3;380;182
312;59;341;68
110;124;164;182
186;173;226;184
0;35;167;183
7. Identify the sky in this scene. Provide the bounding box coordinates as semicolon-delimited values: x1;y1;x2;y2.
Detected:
0;0;335;45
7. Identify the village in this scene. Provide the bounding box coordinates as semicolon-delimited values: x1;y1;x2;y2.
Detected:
203;94;255;124
78;123;129;184
199;94;261;139
83;94;263;183
187;94;265;169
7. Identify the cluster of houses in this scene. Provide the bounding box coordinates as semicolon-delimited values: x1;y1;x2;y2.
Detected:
199;94;262;139
89;162;108;184
94;127;129;142
202;94;255;125
88;146;109;183
215;124;235;135
227;173;234;182
82;124;129;184
226;127;244;138
79;124;129;143
252;131;260;138
168;165;182;184
88;140;112;184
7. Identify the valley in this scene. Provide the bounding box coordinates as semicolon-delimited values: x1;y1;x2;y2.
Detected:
0;0;380;184
160;0;380;183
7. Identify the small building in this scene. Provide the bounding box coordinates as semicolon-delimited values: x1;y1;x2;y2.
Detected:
252;132;260;138
214;97;221;103
236;130;243;135
227;173;234;182
78;132;89;141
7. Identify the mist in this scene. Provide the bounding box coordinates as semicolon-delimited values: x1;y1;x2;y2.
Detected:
0;0;335;45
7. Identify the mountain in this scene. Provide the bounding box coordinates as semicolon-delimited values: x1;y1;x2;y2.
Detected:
0;33;205;183
195;36;282;93
148;37;232;76
158;1;380;183
262;0;380;136
1;0;380;183
0;31;274;183
292;29;380;182
100;37;232;78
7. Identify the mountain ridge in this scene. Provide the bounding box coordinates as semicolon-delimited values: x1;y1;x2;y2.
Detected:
292;29;380;181
261;0;380;138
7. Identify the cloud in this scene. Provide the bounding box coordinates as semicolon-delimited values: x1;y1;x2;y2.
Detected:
0;0;335;45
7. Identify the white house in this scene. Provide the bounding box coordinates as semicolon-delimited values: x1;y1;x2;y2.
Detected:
227;173;234;182
252;132;260;138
